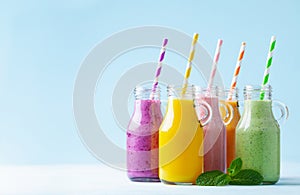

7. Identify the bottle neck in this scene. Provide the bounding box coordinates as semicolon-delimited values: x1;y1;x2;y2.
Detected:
132;86;162;118
203;96;223;122
244;99;273;118
197;86;222;109
241;85;274;119
167;85;194;100
221;88;239;101
134;99;161;112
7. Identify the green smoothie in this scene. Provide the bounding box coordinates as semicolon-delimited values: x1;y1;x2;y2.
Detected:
236;100;280;184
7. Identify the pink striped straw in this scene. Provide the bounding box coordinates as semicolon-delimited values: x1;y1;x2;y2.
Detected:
150;38;168;99
207;39;223;90
228;42;246;100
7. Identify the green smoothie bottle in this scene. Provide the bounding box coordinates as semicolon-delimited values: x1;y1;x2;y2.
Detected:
236;85;288;184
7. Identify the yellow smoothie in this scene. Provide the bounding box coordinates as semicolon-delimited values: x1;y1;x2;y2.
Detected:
159;98;203;184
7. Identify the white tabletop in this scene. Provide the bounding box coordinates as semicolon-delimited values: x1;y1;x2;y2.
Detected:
1;162;299;195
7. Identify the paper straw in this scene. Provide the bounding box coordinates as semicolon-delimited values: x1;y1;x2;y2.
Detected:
182;33;199;94
227;42;246;100
260;36;276;100
207;39;223;90
150;38;168;99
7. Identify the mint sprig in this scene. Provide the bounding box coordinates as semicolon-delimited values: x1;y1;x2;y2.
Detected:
196;158;263;186
227;157;242;177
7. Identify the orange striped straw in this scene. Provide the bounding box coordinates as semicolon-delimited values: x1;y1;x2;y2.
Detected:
228;42;246;100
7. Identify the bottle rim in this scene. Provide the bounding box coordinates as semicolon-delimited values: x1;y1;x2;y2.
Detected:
243;84;272;100
192;85;223;98
167;84;194;99
134;85;161;100
135;85;161;92
167;84;194;90
221;88;239;100
244;84;272;92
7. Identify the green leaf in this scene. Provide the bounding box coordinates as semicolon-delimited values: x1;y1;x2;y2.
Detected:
215;173;232;186
229;169;264;185
227;157;243;177
196;170;223;186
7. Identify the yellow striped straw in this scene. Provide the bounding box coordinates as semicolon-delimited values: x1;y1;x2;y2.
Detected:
182;33;199;95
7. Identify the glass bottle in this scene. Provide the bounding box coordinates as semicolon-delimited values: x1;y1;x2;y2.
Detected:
159;85;211;184
236;85;288;184
198;86;233;172
219;88;241;167
127;86;163;182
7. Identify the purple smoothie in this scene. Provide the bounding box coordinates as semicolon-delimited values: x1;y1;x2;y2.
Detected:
127;99;162;181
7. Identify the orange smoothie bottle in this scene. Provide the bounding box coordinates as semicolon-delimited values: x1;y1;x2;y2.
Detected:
220;88;241;167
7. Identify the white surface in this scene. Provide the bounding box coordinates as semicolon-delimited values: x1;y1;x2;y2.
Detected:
0;162;300;195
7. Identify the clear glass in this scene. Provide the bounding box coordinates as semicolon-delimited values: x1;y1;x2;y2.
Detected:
196;86;232;173
127;86;162;182
236;85;288;184
159;85;211;185
219;88;241;168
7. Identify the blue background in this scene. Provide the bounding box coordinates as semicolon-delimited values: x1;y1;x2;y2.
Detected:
0;0;299;165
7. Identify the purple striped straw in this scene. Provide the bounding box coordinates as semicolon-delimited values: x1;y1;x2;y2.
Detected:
150;38;168;99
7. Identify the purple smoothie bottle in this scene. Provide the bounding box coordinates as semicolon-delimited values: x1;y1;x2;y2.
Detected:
127;86;163;182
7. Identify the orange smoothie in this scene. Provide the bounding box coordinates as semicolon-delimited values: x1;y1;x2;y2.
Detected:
159;98;204;184
220;100;241;167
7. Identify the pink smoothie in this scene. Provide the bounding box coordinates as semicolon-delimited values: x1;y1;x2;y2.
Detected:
127;99;162;181
201;96;226;172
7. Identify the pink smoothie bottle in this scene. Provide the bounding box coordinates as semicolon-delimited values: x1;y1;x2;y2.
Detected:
127;86;163;182
198;86;233;172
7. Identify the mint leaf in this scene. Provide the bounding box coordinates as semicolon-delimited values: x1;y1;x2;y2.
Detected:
196;158;263;186
196;170;223;186
227;157;242;177
229;169;263;185
215;173;232;186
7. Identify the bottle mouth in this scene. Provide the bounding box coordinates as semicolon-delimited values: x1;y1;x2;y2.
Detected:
221;88;239;100
244;85;272;91
167;84;194;98
167;85;230;99
134;85;161;100
167;84;194;90
244;84;272;100
198;86;220;97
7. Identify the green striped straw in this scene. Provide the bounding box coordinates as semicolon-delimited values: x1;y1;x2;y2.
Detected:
260;36;276;100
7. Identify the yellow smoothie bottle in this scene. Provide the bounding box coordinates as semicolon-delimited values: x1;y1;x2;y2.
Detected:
159;85;211;184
